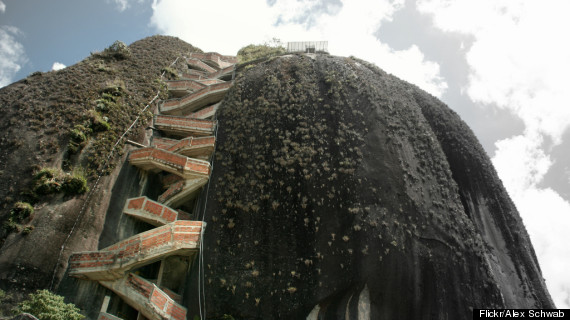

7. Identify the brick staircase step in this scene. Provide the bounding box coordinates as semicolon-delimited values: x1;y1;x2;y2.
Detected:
158;177;209;208
159;82;232;116
129;147;211;179
154;115;216;137
69;221;204;281
123;196;179;227
99;273;187;320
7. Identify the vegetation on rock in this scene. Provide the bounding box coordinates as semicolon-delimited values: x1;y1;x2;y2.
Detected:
0;289;12;316
0;36;201;235
237;38;286;63
100;40;131;60
0;36;554;320
13;289;84;320
31;167;88;197
3;201;34;233
10;202;34;222
199;53;554;319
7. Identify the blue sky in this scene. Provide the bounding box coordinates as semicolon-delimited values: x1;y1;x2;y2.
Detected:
1;0;569;308
0;0;154;75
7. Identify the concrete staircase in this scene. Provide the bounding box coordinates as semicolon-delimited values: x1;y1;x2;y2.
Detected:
186;57;217;74
188;52;237;69
123;196;184;226
159;82;233;116
151;136;215;159
69;220;203;281
153;115;216;136
99;274;187;320
69;52;236;320
128;147;211;179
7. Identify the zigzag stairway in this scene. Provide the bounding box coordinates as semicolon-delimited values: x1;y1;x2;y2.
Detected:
69;52;236;320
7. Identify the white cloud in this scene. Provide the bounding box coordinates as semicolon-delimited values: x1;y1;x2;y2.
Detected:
417;0;570;143
150;0;447;97
150;0;275;55
114;0;129;11
0;1;6;13
492;134;551;193
493;133;570;308
0;26;27;88
418;0;570;307
51;62;66;71
109;0;145;12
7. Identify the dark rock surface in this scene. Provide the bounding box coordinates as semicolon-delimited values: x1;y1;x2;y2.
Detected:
0;35;198;306
0;35;554;319
197;54;554;319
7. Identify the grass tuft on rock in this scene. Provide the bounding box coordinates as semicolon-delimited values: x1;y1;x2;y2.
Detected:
32;167;89;197
10;202;34;221
237;39;286;64
61;170;89;195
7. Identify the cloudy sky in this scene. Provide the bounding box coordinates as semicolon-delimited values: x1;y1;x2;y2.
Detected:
1;0;569;308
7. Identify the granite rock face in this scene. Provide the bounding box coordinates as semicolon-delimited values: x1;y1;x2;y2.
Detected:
0;35;200;313
197;54;553;319
0;36;554;319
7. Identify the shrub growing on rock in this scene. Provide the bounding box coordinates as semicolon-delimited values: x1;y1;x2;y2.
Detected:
10;202;34;222
31;167;89;197
103;40;131;60
32;168;62;195
69;125;89;143
13;289;84;320
68;125;91;154
0;289;12;316
87;110;110;132
61;172;88;195
237;39;286;63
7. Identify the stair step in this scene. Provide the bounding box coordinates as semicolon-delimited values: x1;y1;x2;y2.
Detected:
151;137;178;150
207;65;235;80
166;79;207;97
188;52;237;69
186;103;219;120
129;147;211;179
167;136;215;159
69;221;204;281
123;196;179;226
154;115;216;137
158;177;209;208
100;273;188;320
159;82;232;116
187;57;217;73
98;312;124;320
181;69;206;80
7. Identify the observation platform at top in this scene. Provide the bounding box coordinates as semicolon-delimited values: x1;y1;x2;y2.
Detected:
287;41;328;54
